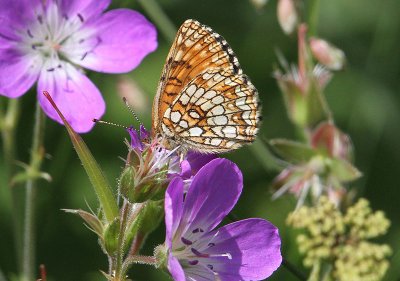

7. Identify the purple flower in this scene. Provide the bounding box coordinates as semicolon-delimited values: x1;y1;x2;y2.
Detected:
164;158;282;280
0;0;157;132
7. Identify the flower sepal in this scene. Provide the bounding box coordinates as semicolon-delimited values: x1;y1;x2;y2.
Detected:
153;244;168;270
269;138;317;164
123;200;164;254
329;157;362;182
103;217;121;256
63;209;104;238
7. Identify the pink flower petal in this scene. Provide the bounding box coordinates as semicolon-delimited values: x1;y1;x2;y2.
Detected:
61;9;157;73
0;50;42;98
204;219;282;280
167;254;186;281
165;177;184;249
181;158;243;234
37;60;105;133
60;0;111;21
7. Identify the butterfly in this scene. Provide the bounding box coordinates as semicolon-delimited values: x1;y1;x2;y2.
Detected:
152;19;261;153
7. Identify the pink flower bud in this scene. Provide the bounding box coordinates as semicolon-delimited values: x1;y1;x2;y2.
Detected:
311;122;352;160
310;38;346;70
277;0;298;34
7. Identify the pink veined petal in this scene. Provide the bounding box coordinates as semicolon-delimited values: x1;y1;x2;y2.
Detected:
0;50;42;98
37;60;105;133
203;218;282;281
61;9;157;73
181;159;243;235
59;0;111;21
167;254;186;281
165;178;184;249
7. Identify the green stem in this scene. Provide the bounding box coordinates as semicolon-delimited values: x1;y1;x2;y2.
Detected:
281;259;307;281
307;0;321;37
249;139;281;172
1;98;20;181
137;0;176;42
0;98;22;271
22;102;46;281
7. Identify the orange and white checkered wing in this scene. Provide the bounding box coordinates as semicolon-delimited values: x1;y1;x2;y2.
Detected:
161;68;260;152
152;19;242;134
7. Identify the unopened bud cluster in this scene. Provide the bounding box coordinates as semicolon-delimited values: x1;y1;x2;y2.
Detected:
287;196;391;281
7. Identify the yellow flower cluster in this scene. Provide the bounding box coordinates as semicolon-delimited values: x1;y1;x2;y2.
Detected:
287;196;391;281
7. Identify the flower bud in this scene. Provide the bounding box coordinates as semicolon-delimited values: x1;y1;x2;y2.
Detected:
119;164;167;203
311;122;353;160
310;38;346;70
277;0;298;34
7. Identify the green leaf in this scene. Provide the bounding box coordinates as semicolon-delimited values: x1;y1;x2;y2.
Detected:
269;139;317;163
42;91;119;222
63;209;104;237
329;158;362;182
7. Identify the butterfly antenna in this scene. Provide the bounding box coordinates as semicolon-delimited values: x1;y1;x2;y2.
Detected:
92;118;128;129
122;97;143;126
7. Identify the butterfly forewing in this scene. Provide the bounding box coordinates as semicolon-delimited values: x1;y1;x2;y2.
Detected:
152;19;260;152
152;20;242;130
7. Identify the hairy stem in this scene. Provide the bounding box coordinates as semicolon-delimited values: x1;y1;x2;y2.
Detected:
22;101;46;281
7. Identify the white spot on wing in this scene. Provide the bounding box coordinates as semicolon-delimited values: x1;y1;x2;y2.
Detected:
170;111;182;123
211;139;222;146
188;127;203;137
211;95;224;104
189;111;201;119
209;116;228;125
163;108;171;118
180;94;190;105
186;84;197;96
203;90;217;99
179;120;188;128
209;105;224;116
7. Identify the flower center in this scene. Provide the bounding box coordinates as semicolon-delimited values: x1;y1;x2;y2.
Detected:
173;228;232;273
20;3;84;62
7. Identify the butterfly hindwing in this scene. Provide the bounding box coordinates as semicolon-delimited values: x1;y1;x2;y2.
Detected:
161;68;260;152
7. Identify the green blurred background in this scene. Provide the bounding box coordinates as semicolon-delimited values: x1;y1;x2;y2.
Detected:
1;0;399;280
